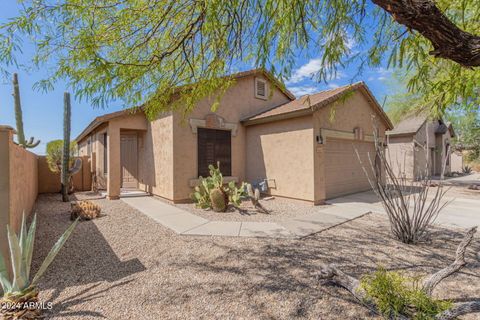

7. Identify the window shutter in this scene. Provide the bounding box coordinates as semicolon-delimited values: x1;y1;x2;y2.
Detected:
197;128;232;177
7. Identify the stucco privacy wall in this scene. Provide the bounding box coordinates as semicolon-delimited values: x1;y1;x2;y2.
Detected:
37;156;92;193
246;116;315;202
450;152;463;172
170;75;291;201
0;126;38;269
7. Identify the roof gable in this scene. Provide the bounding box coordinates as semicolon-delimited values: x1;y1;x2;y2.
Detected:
76;69;294;142
241;82;393;129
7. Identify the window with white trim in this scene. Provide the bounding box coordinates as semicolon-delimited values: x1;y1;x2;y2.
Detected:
255;78;268;100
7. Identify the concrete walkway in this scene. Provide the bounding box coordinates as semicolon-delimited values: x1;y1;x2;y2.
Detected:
122;188;480;238
327;190;480;229
121;196;371;238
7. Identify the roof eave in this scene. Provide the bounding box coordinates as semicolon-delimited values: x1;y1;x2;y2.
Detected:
242;108;313;126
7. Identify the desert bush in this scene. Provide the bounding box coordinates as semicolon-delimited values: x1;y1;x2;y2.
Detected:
319;227;478;320
361;268;452;319
191;163;246;212
462;165;472;174
357;121;450;244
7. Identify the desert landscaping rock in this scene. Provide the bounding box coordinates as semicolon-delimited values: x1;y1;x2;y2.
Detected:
31;192;480;320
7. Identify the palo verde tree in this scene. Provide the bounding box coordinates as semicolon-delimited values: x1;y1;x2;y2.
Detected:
0;1;478;119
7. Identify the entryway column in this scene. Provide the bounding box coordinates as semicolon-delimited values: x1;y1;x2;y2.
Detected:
107;124;121;200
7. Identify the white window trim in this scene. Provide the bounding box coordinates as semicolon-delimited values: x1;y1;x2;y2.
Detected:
255;77;268;100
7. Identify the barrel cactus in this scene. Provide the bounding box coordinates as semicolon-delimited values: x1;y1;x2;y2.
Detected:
210;188;227;212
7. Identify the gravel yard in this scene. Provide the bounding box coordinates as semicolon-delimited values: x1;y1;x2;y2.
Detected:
32;192;480;319
174;197;331;222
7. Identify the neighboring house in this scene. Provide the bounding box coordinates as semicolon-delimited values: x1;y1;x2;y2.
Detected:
386;116;456;179
76;69;393;204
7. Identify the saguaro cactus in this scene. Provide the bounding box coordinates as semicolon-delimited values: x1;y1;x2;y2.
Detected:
12;73;40;148
61;92;72;202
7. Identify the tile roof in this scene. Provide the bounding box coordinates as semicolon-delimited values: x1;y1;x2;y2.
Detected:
75;69;294;142
386;115;428;136
241;82;393;129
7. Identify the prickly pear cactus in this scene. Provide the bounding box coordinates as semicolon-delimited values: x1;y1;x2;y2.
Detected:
210;188;227;212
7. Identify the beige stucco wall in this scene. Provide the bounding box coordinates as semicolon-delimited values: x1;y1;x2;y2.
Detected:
412;121;436;179
9;142;38;231
137;112;175;200
450;152;463;172
313;90;388;201
245;116;315;202
0;126;38;271
387;136;415;179
170;75;291;201
37;156;92;193
0;128;12;266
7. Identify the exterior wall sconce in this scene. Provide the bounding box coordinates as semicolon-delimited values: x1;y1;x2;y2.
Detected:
316;134;324;144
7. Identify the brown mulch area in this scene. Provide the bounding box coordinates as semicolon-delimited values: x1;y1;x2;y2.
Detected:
31;192;480;319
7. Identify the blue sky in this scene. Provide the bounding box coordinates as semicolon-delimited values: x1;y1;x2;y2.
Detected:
0;2;395;154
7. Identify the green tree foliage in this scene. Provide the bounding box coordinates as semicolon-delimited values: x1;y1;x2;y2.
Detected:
0;1;478;118
446;111;480;161
45;140;77;173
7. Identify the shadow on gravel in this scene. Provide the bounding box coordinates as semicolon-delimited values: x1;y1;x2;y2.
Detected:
31;193;146;288
167;220;479;317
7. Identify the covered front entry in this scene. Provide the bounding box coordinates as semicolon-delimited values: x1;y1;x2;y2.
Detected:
325;138;375;199
120;133;138;189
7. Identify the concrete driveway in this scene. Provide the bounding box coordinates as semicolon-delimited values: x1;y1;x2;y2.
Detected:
327;189;480;229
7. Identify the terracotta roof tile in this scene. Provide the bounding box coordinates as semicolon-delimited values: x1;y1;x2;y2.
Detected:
242;83;362;122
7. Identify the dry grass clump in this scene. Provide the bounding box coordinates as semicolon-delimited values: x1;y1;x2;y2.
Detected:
71;200;101;220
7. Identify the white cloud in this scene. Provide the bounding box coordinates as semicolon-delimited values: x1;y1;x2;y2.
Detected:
375;67;393;76
286;58;345;85
378;76;387;81
327;83;340;89
286;59;323;84
287;86;320;96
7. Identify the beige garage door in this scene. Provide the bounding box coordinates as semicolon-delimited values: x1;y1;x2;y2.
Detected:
325;138;376;199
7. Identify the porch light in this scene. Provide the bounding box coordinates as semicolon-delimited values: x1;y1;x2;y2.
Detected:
316;134;324;144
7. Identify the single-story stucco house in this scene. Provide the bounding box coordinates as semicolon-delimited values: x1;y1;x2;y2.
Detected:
76;69;393;204
386;115;457;179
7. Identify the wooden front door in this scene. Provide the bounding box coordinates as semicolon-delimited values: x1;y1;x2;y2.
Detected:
120;133;138;189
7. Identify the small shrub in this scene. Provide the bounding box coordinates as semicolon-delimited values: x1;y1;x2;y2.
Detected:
71;200;101;220
462;165;472;174
360;268;452;319
191;163;246;211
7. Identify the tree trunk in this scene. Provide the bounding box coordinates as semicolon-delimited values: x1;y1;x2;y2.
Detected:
371;0;480;67
317;227;479;319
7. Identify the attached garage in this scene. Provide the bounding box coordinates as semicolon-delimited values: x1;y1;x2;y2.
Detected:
324;138;375;199
243;81;393;205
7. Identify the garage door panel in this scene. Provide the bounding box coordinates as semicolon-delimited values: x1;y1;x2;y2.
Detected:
325;138;375;199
